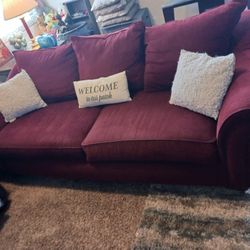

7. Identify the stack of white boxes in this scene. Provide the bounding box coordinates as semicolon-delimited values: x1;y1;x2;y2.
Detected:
91;0;139;28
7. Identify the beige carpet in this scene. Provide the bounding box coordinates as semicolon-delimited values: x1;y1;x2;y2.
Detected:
0;175;148;250
1;176;249;250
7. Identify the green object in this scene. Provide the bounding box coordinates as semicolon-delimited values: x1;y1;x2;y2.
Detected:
8;32;27;50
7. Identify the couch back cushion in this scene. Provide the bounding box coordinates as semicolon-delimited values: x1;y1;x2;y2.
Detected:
233;10;250;52
144;0;247;92
71;22;145;92
7;64;19;80
13;43;79;103
0;114;6;130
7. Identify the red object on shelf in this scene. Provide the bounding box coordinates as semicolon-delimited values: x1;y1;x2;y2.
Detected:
0;39;13;67
20;17;33;39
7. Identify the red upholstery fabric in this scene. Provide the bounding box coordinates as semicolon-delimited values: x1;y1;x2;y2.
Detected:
218;112;250;189
71;22;145;92
144;0;246;91
228;121;250;189
0;161;227;187
0;114;6;130
217;50;250;137
0;100;100;159
7;64;19;80
233;10;250;52
83;91;218;164
218;12;250;188
13;43;79;103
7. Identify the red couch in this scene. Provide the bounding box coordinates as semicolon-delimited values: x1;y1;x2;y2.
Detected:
0;1;249;190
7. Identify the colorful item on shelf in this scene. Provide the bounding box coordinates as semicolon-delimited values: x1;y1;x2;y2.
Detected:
44;11;59;33
42;9;68;41
36;34;57;48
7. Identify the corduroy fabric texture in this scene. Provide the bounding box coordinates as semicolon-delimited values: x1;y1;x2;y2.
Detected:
232;10;250;52
13;44;79;103
0;100;100;159
71;22;145;93
144;0;246;91
83;91;218;164
217;51;250;138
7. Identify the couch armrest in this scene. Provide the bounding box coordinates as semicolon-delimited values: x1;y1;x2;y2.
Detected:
217;51;250;189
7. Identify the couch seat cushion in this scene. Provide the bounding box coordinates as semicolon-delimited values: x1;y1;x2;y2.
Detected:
0;100;100;159
83;91;218;164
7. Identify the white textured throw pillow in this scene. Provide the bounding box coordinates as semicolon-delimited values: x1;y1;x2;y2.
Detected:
169;50;236;119
0;70;47;123
74;71;131;108
91;0;120;11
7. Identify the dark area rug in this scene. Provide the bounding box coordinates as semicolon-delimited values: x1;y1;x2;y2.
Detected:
0;175;249;249
132;185;250;250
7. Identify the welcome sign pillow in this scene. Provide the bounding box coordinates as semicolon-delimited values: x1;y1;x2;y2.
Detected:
74;71;131;108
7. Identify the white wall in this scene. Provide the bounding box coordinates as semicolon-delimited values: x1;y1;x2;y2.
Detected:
45;0;94;10
45;0;198;25
140;0;231;24
45;0;230;25
138;0;199;24
44;0;65;11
